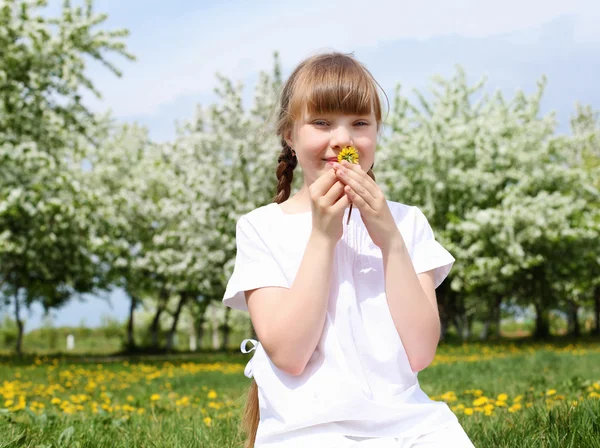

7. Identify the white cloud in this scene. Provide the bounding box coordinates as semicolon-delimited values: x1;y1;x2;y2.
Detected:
83;0;600;118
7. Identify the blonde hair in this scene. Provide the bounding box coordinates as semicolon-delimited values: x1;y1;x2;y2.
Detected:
241;51;387;447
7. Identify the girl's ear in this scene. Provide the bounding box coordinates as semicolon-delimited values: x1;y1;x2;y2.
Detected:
284;129;294;149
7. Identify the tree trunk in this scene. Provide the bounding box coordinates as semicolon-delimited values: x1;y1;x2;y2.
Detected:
195;300;209;350
211;305;221;349
568;301;580;337
149;288;169;348
126;294;137;350
534;303;551;339
467;312;474;339
221;307;231;351
453;313;469;340
436;280;450;340
479;319;491;340
494;295;502;338
533;268;551;340
14;294;24;356
150;307;164;348
166;294;188;351
594;285;600;336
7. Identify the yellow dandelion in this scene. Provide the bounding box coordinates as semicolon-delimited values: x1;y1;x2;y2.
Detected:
508;403;522;413
464;408;474;416
203;416;212;427
546;389;557;396
440;391;457;402
338;146;359;164
497;393;508;401
472;397;488;407
207;390;218;400
150;394;160;402
337;146;359;224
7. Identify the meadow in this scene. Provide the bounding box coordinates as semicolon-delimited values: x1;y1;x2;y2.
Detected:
1;339;600;448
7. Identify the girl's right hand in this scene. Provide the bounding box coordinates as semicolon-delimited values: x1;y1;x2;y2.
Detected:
309;166;351;242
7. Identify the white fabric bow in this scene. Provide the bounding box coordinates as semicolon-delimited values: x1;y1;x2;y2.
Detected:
240;338;258;378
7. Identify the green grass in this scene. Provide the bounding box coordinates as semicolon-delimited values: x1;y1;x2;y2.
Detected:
1;340;599;447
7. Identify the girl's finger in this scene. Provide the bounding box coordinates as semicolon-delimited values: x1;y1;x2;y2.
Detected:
336;169;377;212
344;185;372;215
339;160;380;199
333;188;350;213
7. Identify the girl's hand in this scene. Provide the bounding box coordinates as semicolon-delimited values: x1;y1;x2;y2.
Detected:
309;166;351;243
334;160;403;251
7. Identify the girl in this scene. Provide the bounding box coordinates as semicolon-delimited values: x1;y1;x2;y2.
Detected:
223;52;475;448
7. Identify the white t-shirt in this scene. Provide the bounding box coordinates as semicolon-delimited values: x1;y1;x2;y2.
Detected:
222;200;459;447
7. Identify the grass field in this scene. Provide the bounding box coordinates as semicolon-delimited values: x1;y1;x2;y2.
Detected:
1;339;600;447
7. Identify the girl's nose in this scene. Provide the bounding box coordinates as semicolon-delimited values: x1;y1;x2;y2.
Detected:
330;125;352;149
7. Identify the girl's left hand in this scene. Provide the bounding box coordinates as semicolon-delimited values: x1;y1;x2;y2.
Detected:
334;160;404;251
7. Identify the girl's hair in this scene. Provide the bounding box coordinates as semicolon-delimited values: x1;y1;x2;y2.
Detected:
241;51;387;448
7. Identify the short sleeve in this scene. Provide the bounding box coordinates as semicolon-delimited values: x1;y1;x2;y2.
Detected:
409;207;455;289
222;216;289;312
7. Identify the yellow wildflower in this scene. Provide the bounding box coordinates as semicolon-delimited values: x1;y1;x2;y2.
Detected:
150;394;160;402
338;146;359;164
338;146;359;224
472;397;488;407
440;391;457;402
508;403;522;413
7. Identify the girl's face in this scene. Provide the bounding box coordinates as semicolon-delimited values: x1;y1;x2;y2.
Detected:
286;109;378;183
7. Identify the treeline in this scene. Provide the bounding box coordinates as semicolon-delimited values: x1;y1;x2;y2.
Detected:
1;1;599;355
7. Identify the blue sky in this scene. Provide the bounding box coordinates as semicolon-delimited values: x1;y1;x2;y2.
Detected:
10;0;600;331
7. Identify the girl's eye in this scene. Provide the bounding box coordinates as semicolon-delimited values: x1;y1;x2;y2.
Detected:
313;120;328;126
355;121;369;127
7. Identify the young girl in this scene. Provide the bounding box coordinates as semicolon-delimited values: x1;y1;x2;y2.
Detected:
223;52;475;448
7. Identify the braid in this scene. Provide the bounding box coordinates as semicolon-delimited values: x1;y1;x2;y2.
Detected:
273;140;297;204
